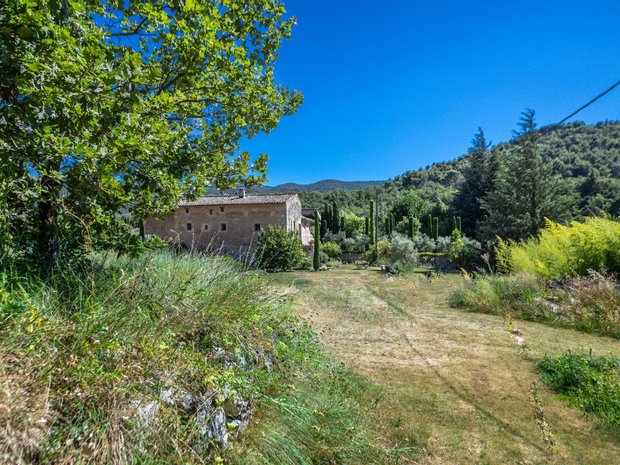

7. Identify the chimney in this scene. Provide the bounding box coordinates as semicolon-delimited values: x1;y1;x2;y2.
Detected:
238;187;246;198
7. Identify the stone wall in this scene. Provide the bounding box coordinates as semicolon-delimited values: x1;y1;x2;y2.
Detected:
144;203;288;254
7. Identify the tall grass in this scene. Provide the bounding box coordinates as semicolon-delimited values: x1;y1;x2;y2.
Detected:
450;272;620;338
0;252;391;464
496;217;620;279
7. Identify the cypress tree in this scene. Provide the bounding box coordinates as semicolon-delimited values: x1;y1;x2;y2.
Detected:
320;218;327;239
433;217;439;240
384;217;390;236
313;210;321;271
332;201;340;233
408;216;414;240
369;200;376;246
326;204;333;232
427;213;432;237
340;216;345;233
365;216;369;236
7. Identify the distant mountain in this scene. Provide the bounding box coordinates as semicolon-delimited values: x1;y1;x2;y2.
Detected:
251;179;385;193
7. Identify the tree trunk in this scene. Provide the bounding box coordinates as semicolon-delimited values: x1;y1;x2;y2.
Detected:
36;172;61;270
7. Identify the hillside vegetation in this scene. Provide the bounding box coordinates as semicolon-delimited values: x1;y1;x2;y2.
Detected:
300;121;620;221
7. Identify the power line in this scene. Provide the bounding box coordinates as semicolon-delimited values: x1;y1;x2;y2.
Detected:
519;79;620;144
557;80;620;125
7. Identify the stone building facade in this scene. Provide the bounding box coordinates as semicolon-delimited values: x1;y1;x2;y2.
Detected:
143;190;312;256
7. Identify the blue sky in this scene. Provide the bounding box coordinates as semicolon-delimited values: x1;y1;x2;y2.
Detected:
241;0;620;185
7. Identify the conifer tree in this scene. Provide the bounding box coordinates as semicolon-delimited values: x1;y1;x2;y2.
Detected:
369;200;376;246
453;128;492;237
479;109;570;241
313;210;321;271
332;201;340;233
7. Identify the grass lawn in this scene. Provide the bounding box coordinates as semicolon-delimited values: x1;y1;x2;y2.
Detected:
267;266;620;464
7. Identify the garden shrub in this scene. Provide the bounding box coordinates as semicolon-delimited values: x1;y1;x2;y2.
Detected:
538;351;620;425
411;234;436;253
321;241;342;260
254;225;305;272
447;230;482;268
389;233;418;266
435;236;451;253
362;239;391;264
496;217;620;279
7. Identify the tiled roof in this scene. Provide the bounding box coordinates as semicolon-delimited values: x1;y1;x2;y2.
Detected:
178;193;296;207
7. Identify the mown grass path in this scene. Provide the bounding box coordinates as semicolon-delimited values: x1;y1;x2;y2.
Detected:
269;267;620;465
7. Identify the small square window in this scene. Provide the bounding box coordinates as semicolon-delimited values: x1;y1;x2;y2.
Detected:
186;223;192;231
185;208;189;213
220;207;225;212
254;224;261;232
209;209;213;215
204;224;209;230
220;223;227;231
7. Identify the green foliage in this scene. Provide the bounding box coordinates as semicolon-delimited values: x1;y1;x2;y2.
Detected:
446;230;482;268
450;271;620;338
322;241;342;260
254;226;305;272
538;351;620;425
369;200;376;246
479;111;576;241
313;210;321;271
452;128;492;236
389;234;418;266
496;217;620;279
342;211;365;236
1;0;302;268
297;121;620;247
0;251;391;463
390;191;432;223
363;239;391;265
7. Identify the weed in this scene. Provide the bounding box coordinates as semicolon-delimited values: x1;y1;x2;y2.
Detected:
537;351;620;426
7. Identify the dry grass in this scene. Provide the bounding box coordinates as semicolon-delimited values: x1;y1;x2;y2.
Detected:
270;266;620;464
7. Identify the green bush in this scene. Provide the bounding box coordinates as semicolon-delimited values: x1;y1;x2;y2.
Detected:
254;225;305;272
389;233;418;266
497;217;620;279
538;351;620;425
322;241;342;260
363;239;391;264
446;230;482;268
450;271;620;338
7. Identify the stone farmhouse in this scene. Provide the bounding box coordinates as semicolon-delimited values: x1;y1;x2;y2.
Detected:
143;189;314;256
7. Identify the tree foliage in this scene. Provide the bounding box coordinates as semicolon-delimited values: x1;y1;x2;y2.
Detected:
479;110;574;241
0;0;302;268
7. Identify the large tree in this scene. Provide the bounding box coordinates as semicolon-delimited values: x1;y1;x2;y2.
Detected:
0;0;302;268
452;127;492;237
479;109;570;241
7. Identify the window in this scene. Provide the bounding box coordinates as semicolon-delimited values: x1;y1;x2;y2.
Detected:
186;223;192;231
209;209;213;215
220;207;225;212
185;208;189;213
220;223;227;231
254;224;261;232
204;224;209;231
